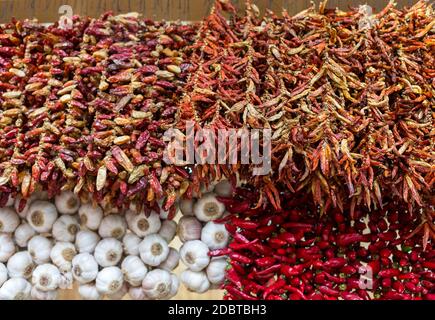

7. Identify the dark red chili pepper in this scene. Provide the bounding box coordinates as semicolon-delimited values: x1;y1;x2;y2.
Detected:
318;286;339;297
323;258;347;269
263;278;286;299
255;257;276;268
378;269;401;278
229;252;253;264
226;285;258;300
209;248;231;257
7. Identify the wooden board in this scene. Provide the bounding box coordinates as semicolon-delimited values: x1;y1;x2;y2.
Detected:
0;0;419;23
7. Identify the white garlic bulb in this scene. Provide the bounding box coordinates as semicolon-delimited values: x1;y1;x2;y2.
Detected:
206;258;227;284
78;283;101;300
30;287;58;300
58;271;73;290
139;234;169;267
32;264;61;291
0;278;32;300
95;266;124;295
78;203;103;230
180;240;210;271
72;253;98;284
168;273;180;299
201;221;229;250
94;238;123;267
0;263;7;287
177;216;202;242
14;223;36;248
26;200;58;233
122;232;140;256
142;268;172;299
106;282;128;300
128;286;147;300
0;207;20;233
193;193;225;222
126;211;161;238
180;269;210;293
50;242;76;272
54;191;80;215
52;215;79;242
98;214;127;239
158;247;180;271
158;220;177;243
214;180;232;197
75;230;100;253
121;255;148;287
5;194;14;207
28;235;53;265
179;198;195;216
7;251;34;278
0;233;16;263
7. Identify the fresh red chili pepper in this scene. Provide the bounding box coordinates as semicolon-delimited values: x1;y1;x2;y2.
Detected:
255;257;276;268
378;269;401;278
209;247;231;257
229;252;253;265
263;278;286;299
226;285;258;300
268;237;287;248
318;286;339;297
323;258;347;269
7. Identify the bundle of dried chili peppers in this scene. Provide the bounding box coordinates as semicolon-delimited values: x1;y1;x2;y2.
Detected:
216;187;435;300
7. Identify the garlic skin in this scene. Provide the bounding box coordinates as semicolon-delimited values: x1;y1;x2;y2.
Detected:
139;234;169;267
122;233;140;256
7;251;34;279
126;211;161;238
52;215;79;242
180;269;210;293
168;274;180;299
95;266;124;295
30;287;58;300
177;216;202;242
54;191;80;215
158;248;180;271
27;200;58;233
193;193;225;222
0;234;16;263
50;242;76;272
72;253;99;284
128;286;147;300
0;278;32;300
28;235;53;265
75;230;100;254
94;238;123;267
0;207;20;233
78;283;101;300
58;271;73;290
206;258;227;284
214;180;232;197
98;214;127;239
158;220;177;243
14;223;36;248
142;269;172;299
180;240;210;271
0;263;7;287
78;203;103;230
179;198;195;216
32;264;61;291
121;255;148;287
201;221;229;250
106;282;128;300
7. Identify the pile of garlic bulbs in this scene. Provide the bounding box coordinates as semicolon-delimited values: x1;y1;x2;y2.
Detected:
0;181;232;300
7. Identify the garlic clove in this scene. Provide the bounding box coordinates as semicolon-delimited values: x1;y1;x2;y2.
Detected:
0;263;8;287
72;253;99;284
75;230;100;254
142;269;172;300
28;235;53;265
78;283;101;300
94;238;123;267
14;223;36;248
52;215;80;242
206;258;227;285
122;232;140;256
0;207;20;233
54;191;80;215
201;221;229;250
214;180;233;197
7;251;34;279
50;242;76;272
180;240;210;272
158;219;177;243
30;287;58;300
0;233;16;263
193;193;225;222
180;269;210;293
26;200;58;233
179;198;195;216
121;255;148;287
32;263;61;291
158;247;180;271
78;203;103;230
95;266;124;295
177;216;202;243
0;278;32;300
98;214;127;239
138;234;169;267
125;210;161;238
